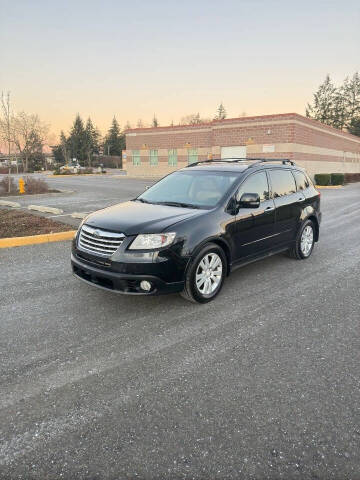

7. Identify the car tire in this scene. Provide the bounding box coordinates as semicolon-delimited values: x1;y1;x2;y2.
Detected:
180;243;227;303
287;219;315;260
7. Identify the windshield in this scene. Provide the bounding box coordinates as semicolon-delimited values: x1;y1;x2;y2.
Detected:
137;170;240;209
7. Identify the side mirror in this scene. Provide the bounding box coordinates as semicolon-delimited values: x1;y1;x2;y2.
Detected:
239;192;260;208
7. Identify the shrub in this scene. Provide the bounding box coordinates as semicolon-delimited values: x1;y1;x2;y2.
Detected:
344;173;360;183
23;176;49;194
330;173;344;185
314;173;331;186
0;175;18;194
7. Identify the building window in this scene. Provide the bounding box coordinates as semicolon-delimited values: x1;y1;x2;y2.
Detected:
150;149;158;166
168;149;177;166
188;148;198;164
132;150;141;166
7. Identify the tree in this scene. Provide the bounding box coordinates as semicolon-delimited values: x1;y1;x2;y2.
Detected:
84;118;100;166
180;113;211;125
151;114;159;128
136;119;145;128
214;103;227;120
60;130;69;164
306;75;340;126
68;114;87;164
306;73;360;132
343;72;360;127
348;117;360;137
12;111;49;172
104;117;125;156
0;92;14;190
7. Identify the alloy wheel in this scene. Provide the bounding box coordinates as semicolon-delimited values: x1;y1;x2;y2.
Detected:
195;252;223;295
300;225;314;257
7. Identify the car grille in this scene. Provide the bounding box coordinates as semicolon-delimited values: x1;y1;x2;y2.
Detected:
78;224;125;256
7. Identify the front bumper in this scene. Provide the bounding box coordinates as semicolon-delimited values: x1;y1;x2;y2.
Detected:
71;253;184;296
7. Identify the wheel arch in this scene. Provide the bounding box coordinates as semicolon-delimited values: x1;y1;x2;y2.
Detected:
307;215;319;242
187;237;232;276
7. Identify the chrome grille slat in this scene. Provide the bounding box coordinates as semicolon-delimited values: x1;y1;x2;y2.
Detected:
80;231;121;245
78;225;124;256
79;239;115;251
82;224;124;239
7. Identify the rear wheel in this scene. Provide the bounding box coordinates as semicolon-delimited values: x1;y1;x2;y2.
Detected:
287;219;315;260
180;243;226;303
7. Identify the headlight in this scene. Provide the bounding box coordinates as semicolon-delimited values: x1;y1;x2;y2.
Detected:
129;232;176;250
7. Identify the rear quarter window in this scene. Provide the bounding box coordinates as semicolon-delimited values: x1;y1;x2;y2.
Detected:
293;170;310;191
269;169;296;198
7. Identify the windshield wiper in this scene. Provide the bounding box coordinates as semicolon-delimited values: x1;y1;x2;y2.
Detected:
155;201;199;209
135;198;151;204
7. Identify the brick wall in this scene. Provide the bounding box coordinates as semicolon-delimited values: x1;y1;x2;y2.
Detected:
125;113;360;177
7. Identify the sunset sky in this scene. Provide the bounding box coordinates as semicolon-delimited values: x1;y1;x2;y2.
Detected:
1;0;359;139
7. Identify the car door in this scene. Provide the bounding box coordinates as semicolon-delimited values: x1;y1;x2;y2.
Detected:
232;170;276;261
268;168;306;245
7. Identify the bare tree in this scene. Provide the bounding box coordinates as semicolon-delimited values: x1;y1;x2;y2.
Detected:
180;113;211;125
0;92;14;192
13;112;49;172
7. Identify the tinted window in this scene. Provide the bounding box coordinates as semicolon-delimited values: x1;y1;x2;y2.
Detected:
236;171;270;202
293;170;309;191
269;170;296;197
138;170;239;208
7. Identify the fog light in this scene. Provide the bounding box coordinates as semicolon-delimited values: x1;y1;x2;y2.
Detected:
140;280;152;291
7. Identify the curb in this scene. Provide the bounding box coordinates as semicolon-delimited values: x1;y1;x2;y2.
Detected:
0;189;74;199
0;200;21;208
47;173;109;178
0;230;76;249
28;205;64;214
71;212;88;219
315;185;343;189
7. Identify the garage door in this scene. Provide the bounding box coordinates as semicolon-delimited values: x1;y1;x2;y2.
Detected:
221;146;247;159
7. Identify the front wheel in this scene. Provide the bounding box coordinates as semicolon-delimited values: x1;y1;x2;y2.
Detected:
287;219;315;260
180;243;227;303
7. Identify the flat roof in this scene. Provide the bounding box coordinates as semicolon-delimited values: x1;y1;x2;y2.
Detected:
125;112;360;144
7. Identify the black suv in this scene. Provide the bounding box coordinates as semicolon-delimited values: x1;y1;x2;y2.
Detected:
71;159;321;303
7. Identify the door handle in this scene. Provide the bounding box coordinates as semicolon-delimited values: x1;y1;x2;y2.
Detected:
265;206;275;212
298;197;305;202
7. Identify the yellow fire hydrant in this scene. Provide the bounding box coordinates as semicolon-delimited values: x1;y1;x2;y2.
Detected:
19;177;25;194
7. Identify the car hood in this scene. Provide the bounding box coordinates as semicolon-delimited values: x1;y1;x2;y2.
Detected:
84;200;204;235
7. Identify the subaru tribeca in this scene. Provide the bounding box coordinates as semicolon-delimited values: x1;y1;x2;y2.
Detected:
71;159;321;303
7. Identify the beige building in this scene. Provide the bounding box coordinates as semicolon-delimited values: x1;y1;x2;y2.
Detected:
123;113;360;178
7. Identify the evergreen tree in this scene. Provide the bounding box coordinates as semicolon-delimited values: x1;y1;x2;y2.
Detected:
348;117;360;137
343;72;360;127
84;117;100;166
104;117;125;156
68;114;87;163
151;114;159;128
60;131;69;164
214;103;227;120
306;72;360;131
306;75;343;127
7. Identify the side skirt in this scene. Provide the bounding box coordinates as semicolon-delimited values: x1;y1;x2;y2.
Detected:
229;245;291;273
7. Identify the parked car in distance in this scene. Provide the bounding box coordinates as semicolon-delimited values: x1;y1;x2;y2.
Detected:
71;159;321;303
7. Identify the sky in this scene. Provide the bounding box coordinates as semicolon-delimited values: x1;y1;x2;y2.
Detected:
1;0;359;139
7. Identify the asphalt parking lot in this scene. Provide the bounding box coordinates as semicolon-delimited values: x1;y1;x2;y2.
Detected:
3;173;156;227
1;181;360;479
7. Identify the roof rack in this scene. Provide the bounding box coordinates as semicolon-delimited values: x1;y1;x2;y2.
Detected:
248;158;295;167
186;158;295;167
